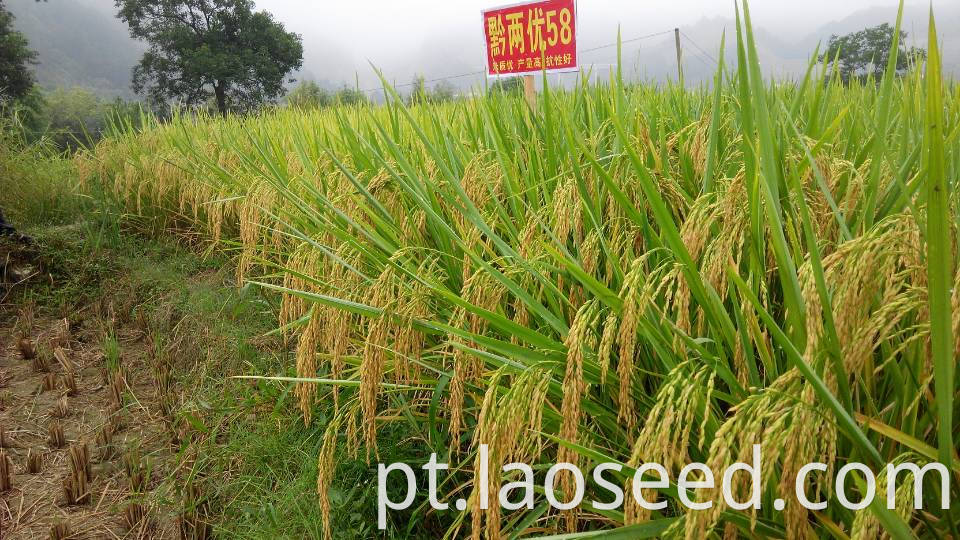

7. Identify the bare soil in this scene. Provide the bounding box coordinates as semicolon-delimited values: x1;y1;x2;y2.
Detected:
0;243;184;539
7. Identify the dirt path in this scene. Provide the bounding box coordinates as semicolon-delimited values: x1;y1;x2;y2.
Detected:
1;262;187;538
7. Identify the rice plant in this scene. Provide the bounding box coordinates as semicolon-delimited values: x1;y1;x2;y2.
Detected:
76;1;958;538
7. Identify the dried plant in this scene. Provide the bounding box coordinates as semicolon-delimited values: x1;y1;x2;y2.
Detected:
109;369;127;408
50;318;72;350
0;425;8;448
32;344;51;373
178;481;211;540
51;396;69;419
166;415;188;446
124;502;147;530
108;403;126;433
135;307;150;332
96;425;117;461
17;301;35;333
70;442;93;481
161;395;176;420
53;347;75;372
49;522;73;540
155;361;176;418
62;371;79;396
18;335;36;360
48;420;65;448
62;473;88;505
63;443;92;505
124;448;148;493
155;361;172;395
0;450;11;492
26;447;42;473
42;372;57;392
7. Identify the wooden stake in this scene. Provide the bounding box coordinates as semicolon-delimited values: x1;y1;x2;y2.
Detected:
674;28;684;86
523;74;536;109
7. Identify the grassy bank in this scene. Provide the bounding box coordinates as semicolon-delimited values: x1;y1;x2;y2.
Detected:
1;192;434;537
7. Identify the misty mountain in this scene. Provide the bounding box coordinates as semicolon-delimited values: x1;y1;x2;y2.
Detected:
299;3;959;94
5;0;956;101
796;3;960;75
626;3;960;86
6;0;143;97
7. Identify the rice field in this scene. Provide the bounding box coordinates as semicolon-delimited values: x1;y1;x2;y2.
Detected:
75;4;958;539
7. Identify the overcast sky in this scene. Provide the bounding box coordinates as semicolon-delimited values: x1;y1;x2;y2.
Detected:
244;0;950;89
257;0;902;47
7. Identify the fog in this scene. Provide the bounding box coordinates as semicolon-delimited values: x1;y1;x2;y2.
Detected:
13;0;958;98
246;0;957;92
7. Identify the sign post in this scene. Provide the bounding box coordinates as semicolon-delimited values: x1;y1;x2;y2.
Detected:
481;0;578;107
523;75;536;108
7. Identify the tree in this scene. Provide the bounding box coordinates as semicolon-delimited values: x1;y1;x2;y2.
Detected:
407;74;428;106
407;75;456;106
818;23;925;82
332;86;368;107
286;80;331;110
115;0;303;116
488;76;523;96
0;0;37;102
430;80;456;103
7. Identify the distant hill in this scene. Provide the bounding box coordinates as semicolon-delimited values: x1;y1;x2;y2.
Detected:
663;3;960;84
797;3;960;77
6;0;143;98
5;0;956;100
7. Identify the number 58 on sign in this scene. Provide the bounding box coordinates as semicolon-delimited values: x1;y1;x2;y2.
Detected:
482;0;577;77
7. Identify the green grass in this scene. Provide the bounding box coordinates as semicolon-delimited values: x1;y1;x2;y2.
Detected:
0;125;80;227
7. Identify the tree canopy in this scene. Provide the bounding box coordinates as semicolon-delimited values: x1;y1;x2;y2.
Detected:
488;76;524;95
407;75;456;106
115;0;303;116
819;23;925;82
0;0;37;102
286;80;331;109
286;81;372;109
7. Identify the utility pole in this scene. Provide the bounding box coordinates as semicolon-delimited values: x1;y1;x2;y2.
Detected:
674;28;684;86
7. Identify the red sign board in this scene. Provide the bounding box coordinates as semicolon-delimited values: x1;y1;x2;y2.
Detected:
481;0;577;77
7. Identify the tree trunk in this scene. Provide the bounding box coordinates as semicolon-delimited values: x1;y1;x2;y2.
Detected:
214;82;227;117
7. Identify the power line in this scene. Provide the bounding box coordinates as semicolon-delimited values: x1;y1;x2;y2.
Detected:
361;70;486;94
680;31;719;66
354;28;679;94
684;47;713;68
579;29;674;54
